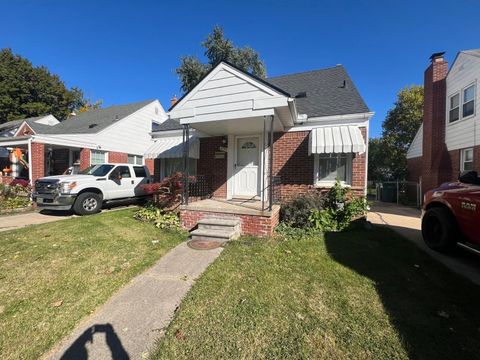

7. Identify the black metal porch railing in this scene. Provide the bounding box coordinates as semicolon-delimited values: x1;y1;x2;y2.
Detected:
272;175;282;205
188;174;214;200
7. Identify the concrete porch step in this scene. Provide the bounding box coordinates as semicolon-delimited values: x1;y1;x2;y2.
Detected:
197;217;241;231
190;228;240;242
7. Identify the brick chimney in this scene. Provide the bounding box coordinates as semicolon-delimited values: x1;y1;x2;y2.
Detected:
170;95;178;107
422;52;449;192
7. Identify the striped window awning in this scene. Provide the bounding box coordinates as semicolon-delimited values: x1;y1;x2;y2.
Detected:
144;136;200;159
308;126;366;154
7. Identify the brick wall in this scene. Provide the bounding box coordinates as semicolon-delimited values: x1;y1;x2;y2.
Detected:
272;129;367;202
180;206;280;237
145;158;154;177
198;136;227;198
108;151;128;163
407;157;423;182
79;148;90;171
31;142;45;183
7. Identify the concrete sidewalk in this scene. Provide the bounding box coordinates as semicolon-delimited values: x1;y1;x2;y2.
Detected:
44;242;222;360
368;201;480;286
0;204;138;232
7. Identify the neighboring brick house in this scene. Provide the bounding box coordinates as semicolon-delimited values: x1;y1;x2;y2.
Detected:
144;61;373;236
407;50;480;193
0;100;166;184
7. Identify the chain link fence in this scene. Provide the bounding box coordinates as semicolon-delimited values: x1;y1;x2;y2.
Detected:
373;181;422;208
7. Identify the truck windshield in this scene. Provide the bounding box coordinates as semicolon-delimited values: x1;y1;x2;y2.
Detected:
81;164;115;177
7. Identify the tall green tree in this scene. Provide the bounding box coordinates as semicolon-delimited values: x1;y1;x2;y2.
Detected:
369;85;424;181
176;26;267;93
0;48;96;123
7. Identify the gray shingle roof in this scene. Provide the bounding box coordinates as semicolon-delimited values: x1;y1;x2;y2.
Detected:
24;117;57;134
462;49;480;58
266;65;370;118
0;118;24;132
153;118;182;132
38;100;154;135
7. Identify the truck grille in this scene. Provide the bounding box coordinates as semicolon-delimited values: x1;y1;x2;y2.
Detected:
35;181;59;195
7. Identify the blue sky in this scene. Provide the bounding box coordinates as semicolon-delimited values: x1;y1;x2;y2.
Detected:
1;0;479;137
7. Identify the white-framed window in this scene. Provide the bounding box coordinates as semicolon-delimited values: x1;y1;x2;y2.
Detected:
314;153;353;186
449;93;460;122
463;84;475;118
128;154;143;165
90;150;107;165
460;148;474;172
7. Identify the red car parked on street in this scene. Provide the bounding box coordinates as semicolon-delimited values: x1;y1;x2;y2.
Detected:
422;171;480;253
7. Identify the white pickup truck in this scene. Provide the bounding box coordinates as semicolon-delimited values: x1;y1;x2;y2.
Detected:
33;163;153;215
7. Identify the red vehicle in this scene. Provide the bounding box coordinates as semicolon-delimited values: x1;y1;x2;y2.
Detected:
422;171;480;253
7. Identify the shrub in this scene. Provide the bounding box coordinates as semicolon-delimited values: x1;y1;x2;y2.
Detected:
280;192;326;228
140;172;196;209
308;180;368;232
0;182;32;210
134;203;181;230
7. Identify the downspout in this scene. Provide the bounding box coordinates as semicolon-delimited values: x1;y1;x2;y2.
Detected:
28;137;33;185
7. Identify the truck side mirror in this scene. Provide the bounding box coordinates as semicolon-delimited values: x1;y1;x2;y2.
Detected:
458;170;480;184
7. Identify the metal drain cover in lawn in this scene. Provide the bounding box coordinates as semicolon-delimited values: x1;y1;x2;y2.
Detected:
187;240;222;250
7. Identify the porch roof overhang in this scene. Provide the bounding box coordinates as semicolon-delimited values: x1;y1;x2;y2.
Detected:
308;126;366;155
144;135;200;159
0;134;98;149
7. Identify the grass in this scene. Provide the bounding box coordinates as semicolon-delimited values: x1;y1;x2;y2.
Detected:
152;226;480;360
0;208;184;360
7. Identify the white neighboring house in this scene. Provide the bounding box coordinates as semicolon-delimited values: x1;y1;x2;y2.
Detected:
0;99;167;183
407;50;480;191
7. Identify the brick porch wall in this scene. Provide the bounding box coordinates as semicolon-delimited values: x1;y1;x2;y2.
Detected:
79;148;90;171
31;142;45;183
197;136;227;198
108;151;128;163
180;206;280;237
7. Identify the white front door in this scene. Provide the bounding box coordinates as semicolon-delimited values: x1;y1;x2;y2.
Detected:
234;136;260;197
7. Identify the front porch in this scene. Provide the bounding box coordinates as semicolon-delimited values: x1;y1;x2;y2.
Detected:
180;198;281;237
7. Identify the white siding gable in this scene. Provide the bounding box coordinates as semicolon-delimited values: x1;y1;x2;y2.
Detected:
445;52;480;151
407;123;423;159
170;62;289;124
94;100;167;155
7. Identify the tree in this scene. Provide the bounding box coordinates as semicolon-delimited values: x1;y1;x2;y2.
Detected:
369;85;424;181
70;87;103;114
0;48;98;123
176;26;266;93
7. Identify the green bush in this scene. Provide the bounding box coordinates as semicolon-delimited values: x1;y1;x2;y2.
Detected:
308;180;368;232
134;204;181;230
280;192;326;228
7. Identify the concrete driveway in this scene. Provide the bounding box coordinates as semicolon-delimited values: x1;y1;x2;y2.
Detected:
0;203;138;232
368;201;480;286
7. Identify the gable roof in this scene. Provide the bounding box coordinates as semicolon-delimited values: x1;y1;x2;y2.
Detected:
39;100;154;135
266;65;370;118
169;61;290;112
24;117;57;134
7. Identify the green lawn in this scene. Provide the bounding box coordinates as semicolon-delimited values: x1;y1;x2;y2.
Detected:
0;209;184;360
153;226;480;360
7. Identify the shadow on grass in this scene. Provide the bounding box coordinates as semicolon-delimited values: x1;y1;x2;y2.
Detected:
60;323;129;360
325;226;480;360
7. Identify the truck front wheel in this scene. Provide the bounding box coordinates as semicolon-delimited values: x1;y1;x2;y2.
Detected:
421;207;458;252
73;192;102;215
